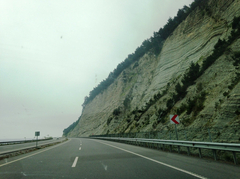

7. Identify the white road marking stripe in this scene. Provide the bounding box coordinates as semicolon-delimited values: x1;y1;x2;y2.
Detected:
0;139;71;168
94;140;207;179
72;157;78;167
79;147;81;150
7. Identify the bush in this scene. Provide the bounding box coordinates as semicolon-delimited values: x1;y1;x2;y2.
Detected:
152;120;158;129
233;52;240;66
193;91;207;116
143;118;150;125
134;114;140;121
232;16;240;29
174;83;187;100
235;110;240;115
124;96;131;108
177;103;187;115
113;107;121;116
182;62;200;86
174;62;201;102
166;98;174;109
107;117;113;125
223;91;229;96
186;91;207;116
63;116;81;135
196;82;203;92
186;98;196;115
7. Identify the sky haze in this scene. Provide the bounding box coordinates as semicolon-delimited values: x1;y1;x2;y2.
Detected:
0;0;193;139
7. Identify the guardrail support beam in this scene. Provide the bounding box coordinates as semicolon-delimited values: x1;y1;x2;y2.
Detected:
187;147;190;156
232;151;237;165
198;148;202;158
213;149;217;161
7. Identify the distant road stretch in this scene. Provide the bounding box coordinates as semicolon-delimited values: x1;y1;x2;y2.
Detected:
0;138;65;154
0;138;239;179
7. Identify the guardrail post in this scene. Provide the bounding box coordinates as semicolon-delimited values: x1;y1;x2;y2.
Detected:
177;146;180;154
147;132;149;148
148;132;151;148
175;124;178;140
36;136;38;148
172;129;180;153
184;130;187;141
144;133;146;147
212;149;217;161
198;148;202;158
232;151;237;165
185;130;190;155
169;133;172;152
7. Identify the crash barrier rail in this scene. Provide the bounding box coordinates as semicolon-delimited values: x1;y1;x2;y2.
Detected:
0;138;66;156
92;137;240;165
0;138;53;146
91;126;240;143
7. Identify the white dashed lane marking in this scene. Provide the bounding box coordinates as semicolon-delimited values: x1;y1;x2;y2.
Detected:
72;157;78;167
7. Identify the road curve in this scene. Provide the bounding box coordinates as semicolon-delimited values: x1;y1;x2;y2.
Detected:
0;138;239;179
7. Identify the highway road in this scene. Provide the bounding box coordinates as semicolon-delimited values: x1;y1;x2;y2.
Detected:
0;138;65;155
0;138;239;179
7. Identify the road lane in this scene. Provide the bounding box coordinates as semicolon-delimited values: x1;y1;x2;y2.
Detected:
0;138;239;179
0;138;65;154
93;139;205;178
70;138;197;179
94;139;240;179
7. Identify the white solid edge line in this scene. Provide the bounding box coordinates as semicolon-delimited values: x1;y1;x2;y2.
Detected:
93;140;207;179
72;157;78;167
0;139;71;168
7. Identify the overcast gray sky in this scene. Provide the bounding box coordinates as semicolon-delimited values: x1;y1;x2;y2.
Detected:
0;0;193;140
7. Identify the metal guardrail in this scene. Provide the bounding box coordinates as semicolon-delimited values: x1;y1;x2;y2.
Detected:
0;138;66;156
0;138;53;146
92;126;240;143
92;137;240;165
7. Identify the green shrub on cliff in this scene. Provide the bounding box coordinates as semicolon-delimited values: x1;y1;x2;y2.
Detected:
82;0;207;107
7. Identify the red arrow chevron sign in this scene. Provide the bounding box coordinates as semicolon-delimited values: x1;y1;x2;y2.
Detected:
170;115;180;124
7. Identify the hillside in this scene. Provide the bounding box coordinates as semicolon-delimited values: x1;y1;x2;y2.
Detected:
64;0;240;142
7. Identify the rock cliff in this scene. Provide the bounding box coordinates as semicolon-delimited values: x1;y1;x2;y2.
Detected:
66;0;240;142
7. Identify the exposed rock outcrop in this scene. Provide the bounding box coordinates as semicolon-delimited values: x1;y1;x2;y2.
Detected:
66;0;240;142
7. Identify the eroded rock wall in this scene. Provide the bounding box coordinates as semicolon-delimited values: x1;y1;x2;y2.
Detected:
67;0;240;138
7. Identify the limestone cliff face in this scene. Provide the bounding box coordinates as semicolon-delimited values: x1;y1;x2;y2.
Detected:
67;0;240;139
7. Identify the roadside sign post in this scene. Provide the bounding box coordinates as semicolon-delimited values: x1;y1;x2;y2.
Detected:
170;115;180;153
170;115;180;140
35;131;40;148
174;123;178;140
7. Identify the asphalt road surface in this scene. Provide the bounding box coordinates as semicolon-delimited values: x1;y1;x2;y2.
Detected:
0;138;239;179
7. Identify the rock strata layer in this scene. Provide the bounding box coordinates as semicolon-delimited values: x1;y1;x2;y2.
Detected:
66;0;240;142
